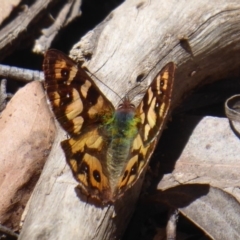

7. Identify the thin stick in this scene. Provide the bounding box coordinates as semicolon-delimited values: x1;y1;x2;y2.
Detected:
0;64;43;82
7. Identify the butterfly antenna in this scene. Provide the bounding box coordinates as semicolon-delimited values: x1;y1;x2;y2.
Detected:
125;81;145;102
87;70;123;101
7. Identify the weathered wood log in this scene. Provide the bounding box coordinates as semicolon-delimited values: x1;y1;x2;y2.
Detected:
0;0;55;60
19;0;240;239
0;0;81;59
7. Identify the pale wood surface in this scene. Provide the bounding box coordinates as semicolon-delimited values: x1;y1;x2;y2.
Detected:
19;0;240;239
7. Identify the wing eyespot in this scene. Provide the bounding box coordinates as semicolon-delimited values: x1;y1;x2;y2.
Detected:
61;68;69;78
160;79;164;87
80;162;89;174
130;163;138;175
93;170;101;183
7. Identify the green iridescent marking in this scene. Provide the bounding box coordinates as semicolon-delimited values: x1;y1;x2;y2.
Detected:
102;111;140;139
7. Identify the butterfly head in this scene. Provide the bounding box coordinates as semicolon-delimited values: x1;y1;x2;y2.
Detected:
117;96;135;112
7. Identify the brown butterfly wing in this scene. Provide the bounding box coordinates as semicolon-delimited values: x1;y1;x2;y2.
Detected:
114;134;156;200
137;62;175;144
43;49;114;136
61;128;111;202
43;49;114;202
114;63;175;198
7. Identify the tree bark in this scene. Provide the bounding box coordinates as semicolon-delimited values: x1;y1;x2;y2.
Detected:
19;0;240;239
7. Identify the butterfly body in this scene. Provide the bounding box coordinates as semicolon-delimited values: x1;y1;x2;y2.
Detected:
103;99;139;161
101;98;141;196
43;49;175;204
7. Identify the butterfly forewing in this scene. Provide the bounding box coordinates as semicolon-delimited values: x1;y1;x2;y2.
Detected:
43;49;114;136
137;62;175;144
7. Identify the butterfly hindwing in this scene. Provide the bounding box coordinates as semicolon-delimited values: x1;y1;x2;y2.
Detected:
61;127;111;201
115;133;156;197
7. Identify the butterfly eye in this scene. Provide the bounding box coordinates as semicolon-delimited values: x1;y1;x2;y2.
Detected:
130;103;135;109
93;170;101;183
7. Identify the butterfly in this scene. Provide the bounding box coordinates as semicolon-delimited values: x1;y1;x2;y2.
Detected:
43;49;175;204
